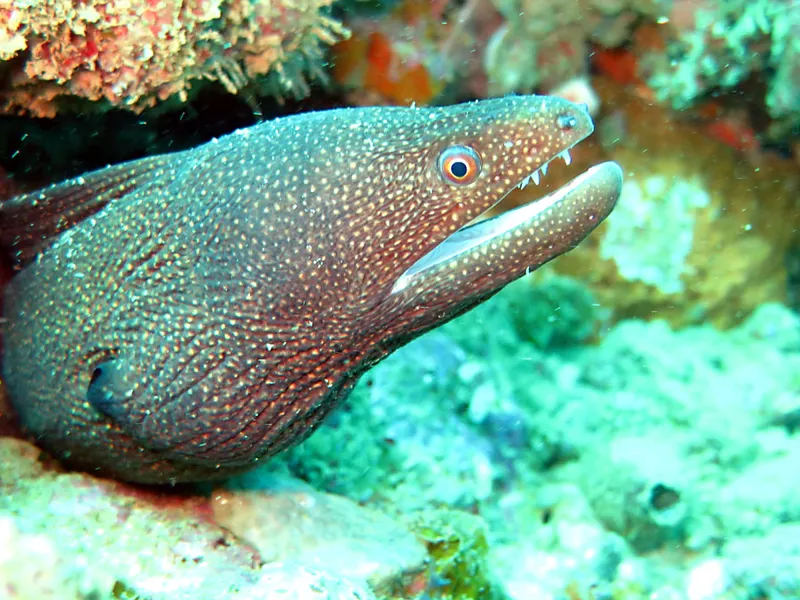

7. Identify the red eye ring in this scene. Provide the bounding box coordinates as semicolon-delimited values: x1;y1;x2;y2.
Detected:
438;145;481;185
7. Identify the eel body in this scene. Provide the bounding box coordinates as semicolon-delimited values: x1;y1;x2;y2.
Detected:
0;96;622;483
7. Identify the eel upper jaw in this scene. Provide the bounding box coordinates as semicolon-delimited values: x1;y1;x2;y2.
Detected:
390;156;623;297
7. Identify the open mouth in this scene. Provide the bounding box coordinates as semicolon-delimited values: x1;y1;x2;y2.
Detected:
516;148;574;189
391;147;622;295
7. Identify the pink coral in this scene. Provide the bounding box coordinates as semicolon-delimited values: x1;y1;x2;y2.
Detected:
0;0;346;117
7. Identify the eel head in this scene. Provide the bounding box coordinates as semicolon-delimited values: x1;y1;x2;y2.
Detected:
339;95;622;355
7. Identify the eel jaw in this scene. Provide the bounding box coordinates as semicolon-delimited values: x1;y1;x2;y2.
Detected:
391;161;623;297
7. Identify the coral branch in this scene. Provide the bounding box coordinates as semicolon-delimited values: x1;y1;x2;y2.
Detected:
0;0;347;116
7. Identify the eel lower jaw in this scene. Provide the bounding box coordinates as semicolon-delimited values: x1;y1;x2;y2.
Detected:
391;161;623;297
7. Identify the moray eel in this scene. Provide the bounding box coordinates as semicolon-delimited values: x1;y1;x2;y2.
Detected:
0;96;622;484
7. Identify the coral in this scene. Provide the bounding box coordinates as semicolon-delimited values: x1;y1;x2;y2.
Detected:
0;0;347;117
645;0;800;124
485;302;800;597
549;77;800;328
490;483;654;599
282;328;510;510
504;275;606;349
483;0;800;128
599;175;711;295
281;395;403;501
735;302;800;352
3;268;800;598
717;524;800;598
548;76;602;115
331;0;483;106
271;282;800;596
480;0;798;150
0;516;96;599
276;277;598;510
483;0;665;95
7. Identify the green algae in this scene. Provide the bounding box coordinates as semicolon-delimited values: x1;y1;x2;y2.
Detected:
441;274;604;355
505;276;604;350
404;509;509;600
281;390;404;501
112;581;144;600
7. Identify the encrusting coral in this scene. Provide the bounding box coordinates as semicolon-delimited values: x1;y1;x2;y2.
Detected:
644;0;800;126
506;77;800;329
0;0;347;117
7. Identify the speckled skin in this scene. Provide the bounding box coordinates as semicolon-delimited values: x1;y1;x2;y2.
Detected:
0;97;621;483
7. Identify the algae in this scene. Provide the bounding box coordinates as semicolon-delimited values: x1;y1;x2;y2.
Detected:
405;508;508;600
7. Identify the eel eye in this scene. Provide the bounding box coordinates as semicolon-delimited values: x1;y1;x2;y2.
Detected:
438;145;481;185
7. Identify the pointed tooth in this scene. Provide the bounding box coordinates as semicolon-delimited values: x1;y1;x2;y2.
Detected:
532;170;541;185
560;149;572;166
541;162;548;176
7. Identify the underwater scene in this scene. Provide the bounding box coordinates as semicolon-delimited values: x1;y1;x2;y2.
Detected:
0;0;799;598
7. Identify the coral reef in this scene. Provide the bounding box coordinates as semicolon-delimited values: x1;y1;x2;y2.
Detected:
484;0;665;95
1;3;799;598
644;0;800;125
331;0;489;105
274;279;800;598
535;78;800;328
0;428;512;599
0;516;91;600
0;436;430;599
1;256;799;598
0;0;346;117
332;3;798;329
599;174;711;295
504;275;607;349
480;0;799;153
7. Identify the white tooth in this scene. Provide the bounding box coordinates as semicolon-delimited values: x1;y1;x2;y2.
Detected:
560;149;572;166
532;170;541;185
541;162;548;176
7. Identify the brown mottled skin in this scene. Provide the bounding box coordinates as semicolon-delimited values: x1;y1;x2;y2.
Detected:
0;96;621;484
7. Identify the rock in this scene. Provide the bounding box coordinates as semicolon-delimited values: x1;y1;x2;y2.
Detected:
211;473;428;594
579;432;692;552
0;437;414;599
0;516;95;599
